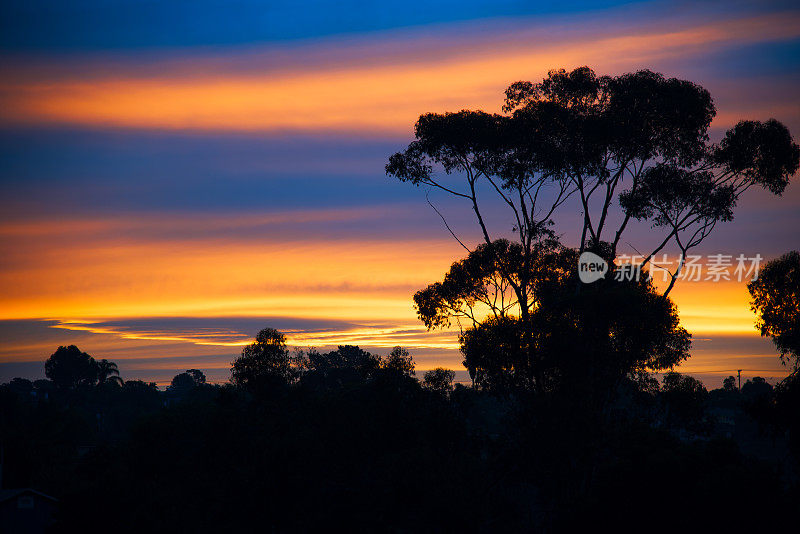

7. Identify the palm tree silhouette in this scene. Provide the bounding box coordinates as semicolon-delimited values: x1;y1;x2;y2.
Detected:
97;359;123;386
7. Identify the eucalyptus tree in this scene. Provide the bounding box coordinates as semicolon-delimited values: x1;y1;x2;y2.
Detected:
388;67;798;299
231;328;303;390
748;250;800;369
387;67;798;393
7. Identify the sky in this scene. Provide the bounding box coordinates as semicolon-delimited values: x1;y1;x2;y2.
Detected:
1;0;798;386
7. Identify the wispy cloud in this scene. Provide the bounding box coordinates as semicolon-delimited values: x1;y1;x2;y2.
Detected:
2;9;799;133
49;318;461;350
0;206;401;239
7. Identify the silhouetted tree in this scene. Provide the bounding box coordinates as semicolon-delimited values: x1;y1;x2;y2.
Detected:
388;67;795;397
168;369;206;392
169;372;194;390
231;328;301;390
381;346;415;377
661;371;708;432
388;67;798;299
741;376;774;425
301;345;382;390
96;359;122;386
44;345;98;389
742;376;772;399
422;368;456;394
414;238;569;330
723;375;737;392
748;250;800;368
419;240;690;395
539;272;691;404
7;377;33;396
123;379;159;393
186;369;206;384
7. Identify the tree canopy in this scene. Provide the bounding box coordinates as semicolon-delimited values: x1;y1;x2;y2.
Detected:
748;250;800;368
230;327;302;390
388;67;799;295
387;66;797;397
96;359;122;386
382;346;415;377
45;345;98;390
422;367;456;394
168;368;207;392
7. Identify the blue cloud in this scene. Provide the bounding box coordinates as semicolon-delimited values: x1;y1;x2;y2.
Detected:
1;0;634;51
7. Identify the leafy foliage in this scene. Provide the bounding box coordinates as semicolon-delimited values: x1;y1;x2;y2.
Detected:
96;359;122;386
414;236;570;330
388;67;798;295
382;346;415;377
661;371;708;431
45;345;98;389
230;328;302;390
422;367;456;394
168;369;207;392
748;251;800;367
416;238;690;396
387;66;795;404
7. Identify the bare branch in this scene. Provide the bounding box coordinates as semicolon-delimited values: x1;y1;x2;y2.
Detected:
426;191;470;253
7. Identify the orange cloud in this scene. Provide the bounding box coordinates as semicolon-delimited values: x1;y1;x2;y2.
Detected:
0;238;461;321
0;211;772;348
0;207;392;239
0;216;787;381
2;12;799;133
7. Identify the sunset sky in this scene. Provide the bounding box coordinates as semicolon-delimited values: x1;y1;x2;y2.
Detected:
1;0;798;386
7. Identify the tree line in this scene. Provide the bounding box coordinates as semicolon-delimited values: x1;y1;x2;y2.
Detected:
1;314;799;531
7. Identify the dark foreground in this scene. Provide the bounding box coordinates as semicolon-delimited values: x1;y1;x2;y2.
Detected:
1;354;798;533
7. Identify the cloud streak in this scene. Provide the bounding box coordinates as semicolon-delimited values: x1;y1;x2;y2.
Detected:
2;9;799;133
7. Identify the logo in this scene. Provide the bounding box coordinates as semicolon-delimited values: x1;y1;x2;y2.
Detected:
578;251;608;283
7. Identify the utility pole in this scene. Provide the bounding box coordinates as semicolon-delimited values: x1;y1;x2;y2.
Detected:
737;369;742;391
